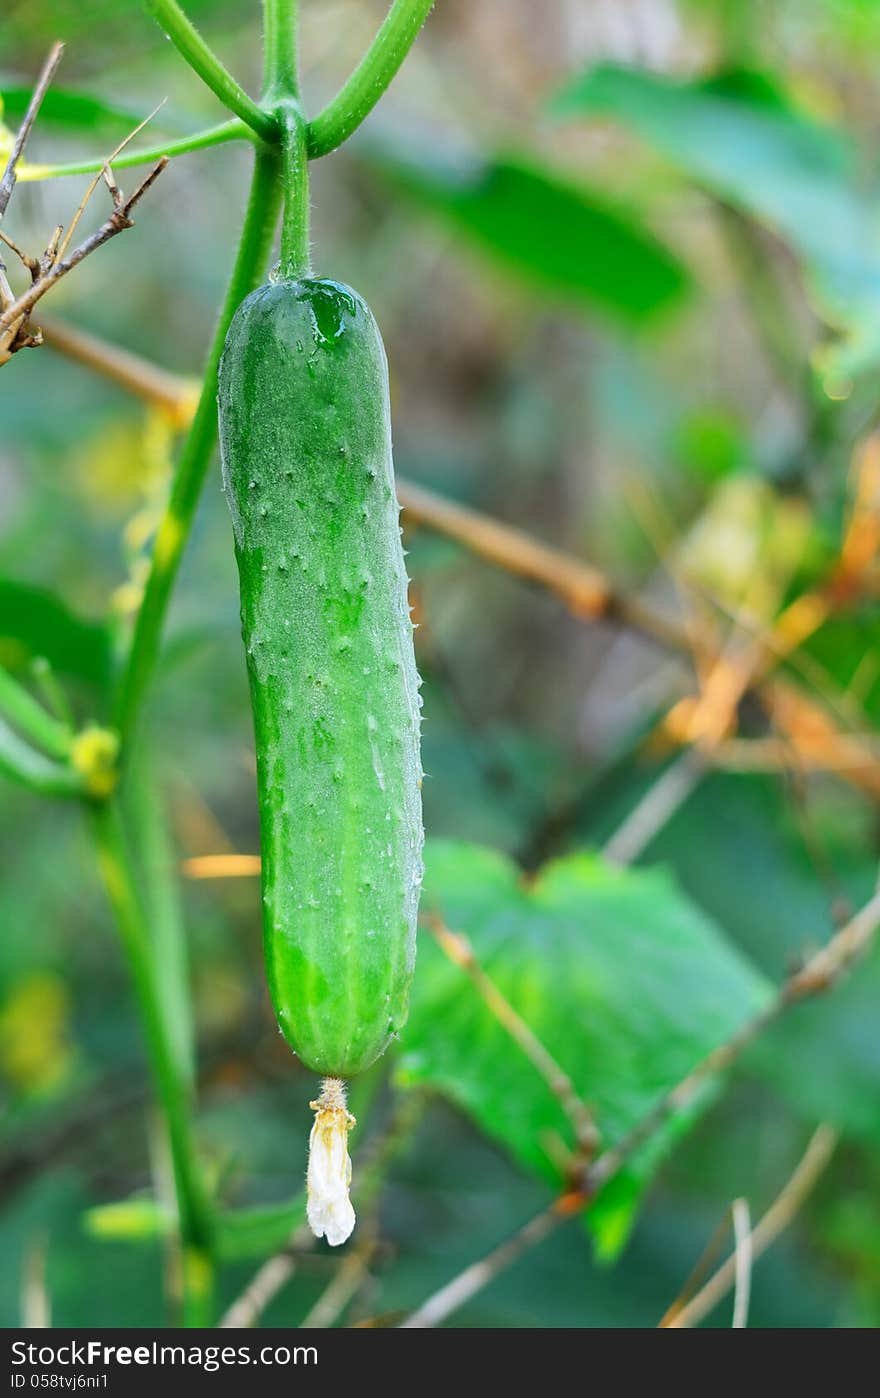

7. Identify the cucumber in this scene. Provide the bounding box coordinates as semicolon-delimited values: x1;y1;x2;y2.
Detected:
218;276;423;1081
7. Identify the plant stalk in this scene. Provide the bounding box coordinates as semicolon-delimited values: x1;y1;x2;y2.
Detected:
0;718;82;797
91;799;213;1319
0;666;71;758
127;748;195;1090
20;120;253;184
263;0;299;100
278;101;310;278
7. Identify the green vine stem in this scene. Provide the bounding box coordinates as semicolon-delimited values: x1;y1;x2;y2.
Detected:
30;657;75;728
114;143;282;743
262;0;299;100
0;665;72;757
20;119;252;184
0;717;82;797
92;798;213;1320
127;748;195;1090
278;100;310;278
307;0;436;159
264;0;309;279
143;0;276;140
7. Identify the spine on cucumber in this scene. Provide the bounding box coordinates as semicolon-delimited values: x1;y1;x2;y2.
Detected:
218;277;423;1080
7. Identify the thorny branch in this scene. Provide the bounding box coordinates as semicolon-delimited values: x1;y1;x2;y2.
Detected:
0;159;168;365
0;42;65;355
0;42;64;221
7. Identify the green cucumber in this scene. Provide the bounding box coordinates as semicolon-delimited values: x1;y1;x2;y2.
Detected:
218;276;423;1080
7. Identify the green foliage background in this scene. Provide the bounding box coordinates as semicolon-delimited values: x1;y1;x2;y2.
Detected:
2;0;880;1327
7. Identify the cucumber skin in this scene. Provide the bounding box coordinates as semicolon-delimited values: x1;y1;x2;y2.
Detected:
218;278;423;1079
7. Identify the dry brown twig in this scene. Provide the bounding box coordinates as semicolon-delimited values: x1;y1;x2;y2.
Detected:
585;883;880;1197
0;43;65;355
17;311;693;651
20;1231;51;1329
601;447;880;862
298;1241;377;1329
730;1197;752;1329
654;1198;741;1327
218;1224;314;1329
603;749;708;866
0;58;167;366
400;887;880;1327
659;1123;837;1329
0;43;64;222
0;158;167;365
601;535;830;869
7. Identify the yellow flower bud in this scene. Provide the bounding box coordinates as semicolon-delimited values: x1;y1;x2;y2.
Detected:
70;725;120;799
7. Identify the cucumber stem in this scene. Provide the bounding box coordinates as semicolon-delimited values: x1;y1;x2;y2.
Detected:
278;100;311;279
262;0;299;100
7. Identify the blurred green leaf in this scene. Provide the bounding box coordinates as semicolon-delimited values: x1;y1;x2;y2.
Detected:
216;1196;305;1261
0;577;112;691
802;608;880;724
85;1196;171;1241
368;146;690;324
676;409;746;483
549;64;855;211
550;63;880;382
400;840;771;1258
0;85;185;137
